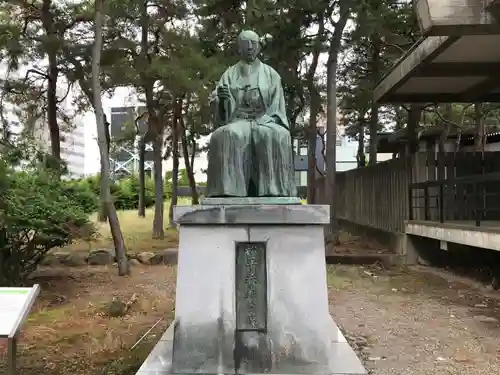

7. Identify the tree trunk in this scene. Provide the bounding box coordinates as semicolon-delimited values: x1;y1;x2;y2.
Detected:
326;57;338;241
474;103;484;153
325;3;349;242
368;36;380;166
152;134;164;239
41;0;61;163
47;54;60;161
407;104;422;155
67;31;109;222
169;120;179;228
97;163;107;222
305;11;325;205
392;107;403;158
180;130;199;204
138;136;146;217
190;139;196;174
92;0;128;276
306;90;319;204
179;97;199;205
357;116;365;167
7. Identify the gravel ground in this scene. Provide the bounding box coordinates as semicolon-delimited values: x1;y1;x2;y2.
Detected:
328;265;500;375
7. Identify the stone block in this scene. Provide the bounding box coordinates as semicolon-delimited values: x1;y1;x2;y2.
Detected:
135;203;366;375
200;197;302;205
173;204;329;225
87;249;114;265
136;318;367;375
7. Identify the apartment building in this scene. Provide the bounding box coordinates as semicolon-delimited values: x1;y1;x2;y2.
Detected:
7;116;86;177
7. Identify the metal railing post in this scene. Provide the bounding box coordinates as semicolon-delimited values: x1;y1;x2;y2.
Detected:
474;181;481;226
439;181;444;223
424;185;429;220
408;186;413;221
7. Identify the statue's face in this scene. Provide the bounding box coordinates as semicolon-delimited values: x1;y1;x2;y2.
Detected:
237;36;260;63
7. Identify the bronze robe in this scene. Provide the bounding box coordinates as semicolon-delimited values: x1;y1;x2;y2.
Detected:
206;59;296;197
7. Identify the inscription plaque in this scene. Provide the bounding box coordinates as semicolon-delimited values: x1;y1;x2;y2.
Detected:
235;242;267;331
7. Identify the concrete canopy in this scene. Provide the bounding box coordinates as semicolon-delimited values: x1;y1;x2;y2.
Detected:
374;0;500;103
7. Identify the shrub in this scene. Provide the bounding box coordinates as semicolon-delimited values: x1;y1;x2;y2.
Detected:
61;179;99;214
0;170;94;286
113;175;156;210
67;175;158;211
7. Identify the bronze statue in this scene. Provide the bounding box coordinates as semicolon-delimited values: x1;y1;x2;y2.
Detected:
206;30;296;197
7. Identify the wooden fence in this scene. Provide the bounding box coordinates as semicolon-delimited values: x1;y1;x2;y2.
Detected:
317;151;500;233
334;156;414;232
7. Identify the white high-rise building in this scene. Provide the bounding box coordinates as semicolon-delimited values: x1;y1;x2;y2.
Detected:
8;116;86;177
60;119;86;177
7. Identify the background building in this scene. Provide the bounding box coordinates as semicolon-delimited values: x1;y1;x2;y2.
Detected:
60;120;86;176
109;106;153;178
293;124;357;186
109;106;210;182
9;115;86;177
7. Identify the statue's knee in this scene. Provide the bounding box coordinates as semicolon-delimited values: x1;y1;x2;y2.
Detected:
211;124;248;146
272;126;290;144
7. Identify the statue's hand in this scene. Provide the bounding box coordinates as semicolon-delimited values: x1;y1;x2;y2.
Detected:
217;85;231;100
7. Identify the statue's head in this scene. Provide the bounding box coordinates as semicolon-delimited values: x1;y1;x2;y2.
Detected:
237;30;260;63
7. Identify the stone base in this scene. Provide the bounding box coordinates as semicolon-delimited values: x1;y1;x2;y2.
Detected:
135;317;366;375
200;197;302;205
140;204;367;375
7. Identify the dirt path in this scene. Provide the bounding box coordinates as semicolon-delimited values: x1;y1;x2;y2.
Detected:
1;264;499;374
328;265;500;375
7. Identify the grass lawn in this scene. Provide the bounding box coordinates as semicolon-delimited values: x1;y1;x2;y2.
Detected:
58;198;192;255
0;265;177;375
1;197;326;374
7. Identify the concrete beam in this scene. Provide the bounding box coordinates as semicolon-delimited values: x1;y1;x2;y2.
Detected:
406;221;500;251
415;0;500;36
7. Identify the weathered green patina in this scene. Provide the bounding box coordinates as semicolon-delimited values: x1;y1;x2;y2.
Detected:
206;30;297;197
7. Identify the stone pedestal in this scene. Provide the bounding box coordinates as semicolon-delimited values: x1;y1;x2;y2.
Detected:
135;200;366;375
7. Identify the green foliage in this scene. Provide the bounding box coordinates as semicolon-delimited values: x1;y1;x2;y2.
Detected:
112;175;156;210
68;174;164;211
338;0;420;140
61;178;99;214
0;167;94;286
165;169;190;186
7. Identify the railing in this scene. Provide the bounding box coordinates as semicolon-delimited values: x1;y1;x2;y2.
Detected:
333;156;413;232
409;172;500;226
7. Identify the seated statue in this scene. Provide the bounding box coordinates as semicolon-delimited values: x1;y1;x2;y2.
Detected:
206;30;297;197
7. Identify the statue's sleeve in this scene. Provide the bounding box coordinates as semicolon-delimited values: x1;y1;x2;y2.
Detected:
267;73;290;129
211;69;236;127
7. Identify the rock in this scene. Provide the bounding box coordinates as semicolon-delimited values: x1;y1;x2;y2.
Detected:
59;253;87;266
150;253;164;265
129;259;141;266
161;248;178;265
417;256;431;266
136;252;163;265
473;315;498;323
87;249;114;265
42;252;78;266
127;252;139;260
106;298;127;317
137;252;155;264
41;254;61;266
